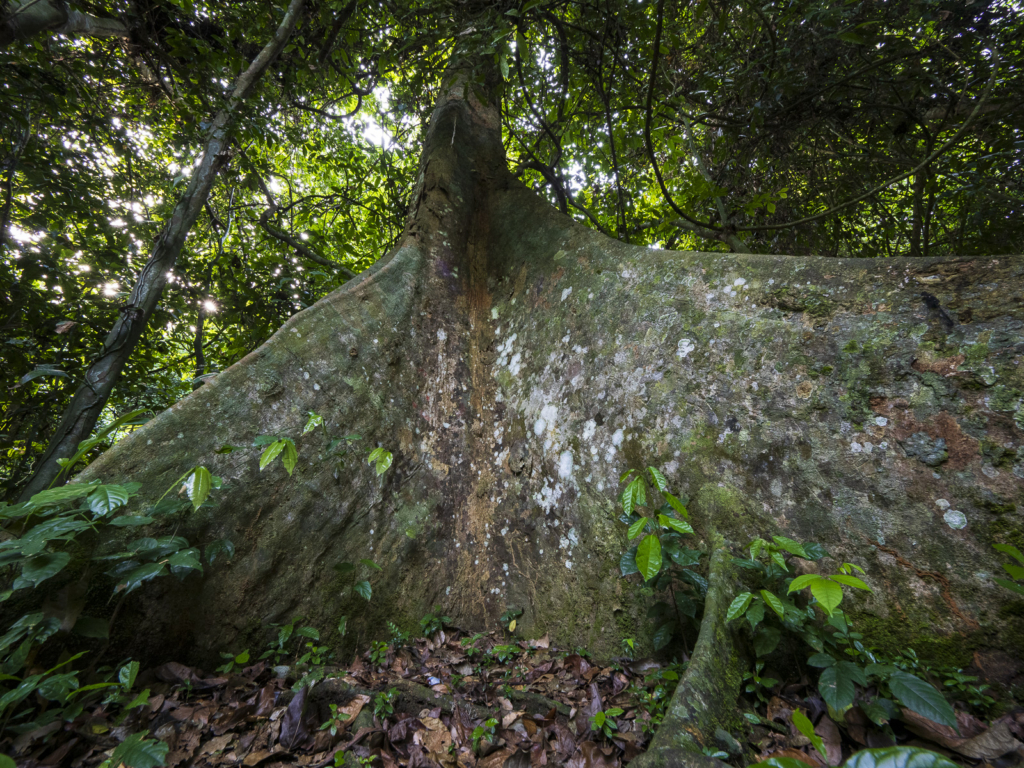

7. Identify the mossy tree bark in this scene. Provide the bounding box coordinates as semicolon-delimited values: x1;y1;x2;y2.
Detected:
78;52;1024;761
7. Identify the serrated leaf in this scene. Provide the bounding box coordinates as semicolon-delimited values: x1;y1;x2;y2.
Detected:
187;466;212;510
658;514;694;535
727;592;753;622
844;747;958;768
760;589;785;618
260;440;286;471
87;485;129;516
627;517;647;540
354;580;372;601
108;731;169;768
647;466;668;492
635;534;662;582
652;622;673;650
888;671;957;728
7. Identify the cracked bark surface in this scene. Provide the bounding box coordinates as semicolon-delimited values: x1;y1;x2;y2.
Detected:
73;52;1024;761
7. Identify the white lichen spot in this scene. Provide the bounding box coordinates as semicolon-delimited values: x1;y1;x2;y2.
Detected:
612;428;624;447
562;333;570;343
734;277;747;287
446;586;451;595
850;441;862;453
491;307;499;320
303;371;310;380
437;328;447;342
558;450;574;479
583;420;596;440
565;560;573;569
314;383;320;391
177;433;184;439
934;499;950;510
676;338;695;358
875;416;888;427
944;510;967;529
561;287;572;302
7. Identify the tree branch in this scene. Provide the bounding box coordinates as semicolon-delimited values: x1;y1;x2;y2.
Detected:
1;0;128;47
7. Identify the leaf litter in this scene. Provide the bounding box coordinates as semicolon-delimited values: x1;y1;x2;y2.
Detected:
3;628;1022;768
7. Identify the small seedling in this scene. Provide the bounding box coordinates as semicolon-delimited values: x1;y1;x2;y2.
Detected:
373;688;397;720
472;718;498;752
590;707;624;740
320;703;352;736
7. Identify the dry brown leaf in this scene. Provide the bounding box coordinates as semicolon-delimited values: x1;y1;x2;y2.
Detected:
766;748;823;767
478;747;514;768
199;733;234;756
529;635;550;650
814;715;842;766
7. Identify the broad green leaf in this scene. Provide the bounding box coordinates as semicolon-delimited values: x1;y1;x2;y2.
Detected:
819;665;857;711
658;514;693;535
354;580;372;600
760;589;785;618
830;573;872;591
168;549;203;574
115;563;167;594
29;484;97;508
647;466;668;492
13;552;70;589
994;577;1024;595
627;517;647;540
187;466;212;510
295;626;319;640
635;534;662;582
119;660;140;690
1001;563;1024;580
619;548;638;576
888;671;957;729
809;577;844;615
772;536;808;559
745;598;764;629
861;700;894;726
108;731;169;768
791;709;826;762
360;558;382;571
206;539;235;565
303;412;324;435
622;477;645;516
667;546;701;567
370;448;392;476
260;440;286;471
994;543;1024;565
752;626;781;657
727;592;753;622
87;485;129;516
803;542;828;560
845;747;958;768
652;622;673;650
619;468;637;484
663;493;688;518
109;516;154;527
807;652;836;668
280;439;298;475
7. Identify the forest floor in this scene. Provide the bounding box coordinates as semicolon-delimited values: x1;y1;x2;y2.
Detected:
5;627;1024;768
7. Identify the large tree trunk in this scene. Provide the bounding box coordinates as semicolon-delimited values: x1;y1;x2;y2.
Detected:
78;53;1024;759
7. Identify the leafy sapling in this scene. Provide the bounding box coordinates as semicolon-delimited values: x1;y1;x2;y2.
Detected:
419;606;451;637
373;688;398;720
472;718;498;752
590;707;625;740
320;703;352;736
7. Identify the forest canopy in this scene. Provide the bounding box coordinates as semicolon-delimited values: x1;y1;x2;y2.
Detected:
2;0;1022;497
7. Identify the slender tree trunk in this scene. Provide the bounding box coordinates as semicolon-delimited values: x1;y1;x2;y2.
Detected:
73;45;1024;766
0;0;128;47
18;0;307;500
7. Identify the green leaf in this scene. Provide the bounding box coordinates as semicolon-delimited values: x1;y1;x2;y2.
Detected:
819;664;857;711
844;747;959;768
499;52;509;80
1001;563;1024;580
622;477;645;516
791;709;826;762
830;573;872;591
771;536;808;559
619;548;638;576
810;577;844;615
658;514;694;535
303;412;324;435
360;558;382;571
13;552;70;589
651;622;673;651
647;466;668;492
635;534;662;582
663;493;688;518
354;580;372;601
752;626;781;657
28;484;97;508
108;731;169;768
994;577;1024;595
748;758;809;768
119;660;140;690
260;440;286;471
206;539;235;565
87;485;130;516
115;563;167;594
994;543;1024;565
281;439;298;476
760;590;785;618
619;468;637;484
727;592;753;622
745;599;764;630
888;671;957;729
109;516;154;527
807;653;836;668
187;466;212;510
861;700;893;726
168;549;203;574
627;517;648;540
